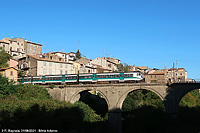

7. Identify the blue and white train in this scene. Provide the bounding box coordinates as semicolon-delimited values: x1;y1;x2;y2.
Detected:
18;71;143;84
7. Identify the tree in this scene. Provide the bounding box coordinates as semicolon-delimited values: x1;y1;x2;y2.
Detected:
123;63;130;72
116;63;124;72
0;47;11;68
76;49;81;60
0;74;15;98
116;63;130;72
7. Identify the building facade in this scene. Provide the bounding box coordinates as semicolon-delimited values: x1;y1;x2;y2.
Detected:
0;67;18;82
91;57;120;72
51;52;76;62
18;55;73;76
0;37;42;59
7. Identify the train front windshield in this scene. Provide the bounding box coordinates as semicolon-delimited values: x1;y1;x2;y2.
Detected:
140;72;143;78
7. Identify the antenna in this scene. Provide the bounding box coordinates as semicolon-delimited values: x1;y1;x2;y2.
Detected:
78;40;80;50
104;49;108;57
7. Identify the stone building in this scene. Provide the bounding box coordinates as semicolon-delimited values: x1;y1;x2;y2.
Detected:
18;55;73;76
0;67;18;82
42;52;64;62
145;72;166;83
51;51;76;62
0;37;42;59
75;56;97;73
91;57;120;72
167;68;187;83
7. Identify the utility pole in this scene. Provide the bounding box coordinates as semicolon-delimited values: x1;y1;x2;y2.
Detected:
77;65;79;84
176;60;178;82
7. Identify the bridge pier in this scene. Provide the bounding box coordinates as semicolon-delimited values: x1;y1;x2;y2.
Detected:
108;110;122;133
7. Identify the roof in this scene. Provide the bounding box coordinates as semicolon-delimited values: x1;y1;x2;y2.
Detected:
27;55;73;64
75;57;90;64
10;58;18;61
52;51;76;55
168;68;186;71
26;41;42;46
137;66;148;70
148;72;165;75
0;40;9;44
0;67;18;71
52;51;66;54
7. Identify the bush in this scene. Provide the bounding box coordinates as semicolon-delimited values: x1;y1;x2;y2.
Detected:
74;101;103;122
49;84;55;89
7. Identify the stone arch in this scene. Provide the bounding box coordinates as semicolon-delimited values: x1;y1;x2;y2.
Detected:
164;83;200;114
70;88;110;108
117;87;165;110
172;87;200;112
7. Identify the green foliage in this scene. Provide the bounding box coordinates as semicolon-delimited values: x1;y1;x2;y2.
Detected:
18;70;24;76
74;101;103;122
123;63;130;72
0;74;15;98
0;81;107;131
122;90;164;112
116;63;124;71
49;84;55;89
179;89;200;107
75;49;81;60
116;63;130;72
11;84;51;100
0;48;11;68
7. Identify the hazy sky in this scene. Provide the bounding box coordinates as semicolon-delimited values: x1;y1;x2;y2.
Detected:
0;0;200;79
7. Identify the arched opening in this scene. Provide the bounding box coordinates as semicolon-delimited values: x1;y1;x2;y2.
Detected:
122;89;166;133
177;89;200;132
79;90;108;117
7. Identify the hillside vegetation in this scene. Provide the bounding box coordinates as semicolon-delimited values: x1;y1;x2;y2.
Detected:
0;74;200;133
0;75;108;133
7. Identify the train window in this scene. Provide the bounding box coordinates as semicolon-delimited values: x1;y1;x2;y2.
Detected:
80;76;92;79
125;74;133;77
66;76;76;79
24;78;31;81
34;77;42;81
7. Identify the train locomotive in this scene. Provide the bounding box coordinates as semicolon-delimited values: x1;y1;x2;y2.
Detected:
18;71;143;84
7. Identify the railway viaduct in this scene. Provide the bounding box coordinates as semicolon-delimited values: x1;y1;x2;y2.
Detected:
47;83;200;133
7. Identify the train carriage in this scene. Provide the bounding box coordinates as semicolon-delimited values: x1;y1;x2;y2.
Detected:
18;71;143;84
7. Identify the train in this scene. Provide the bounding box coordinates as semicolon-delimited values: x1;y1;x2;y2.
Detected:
18;71;143;84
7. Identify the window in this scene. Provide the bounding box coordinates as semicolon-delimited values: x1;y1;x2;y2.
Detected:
49;62;52;67
21;44;23;46
59;58;61;61
60;70;62;74
10;71;13;76
65;71;67;74
65;64;68;68
43;69;46;74
49;69;52;74
60;64;62;68
17;43;19;45
3;45;5;48
50;56;53;60
43;62;46;66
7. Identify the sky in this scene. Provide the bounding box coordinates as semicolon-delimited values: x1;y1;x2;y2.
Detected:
0;0;200;79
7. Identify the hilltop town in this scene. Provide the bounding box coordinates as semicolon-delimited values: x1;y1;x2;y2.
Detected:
0;37;194;83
